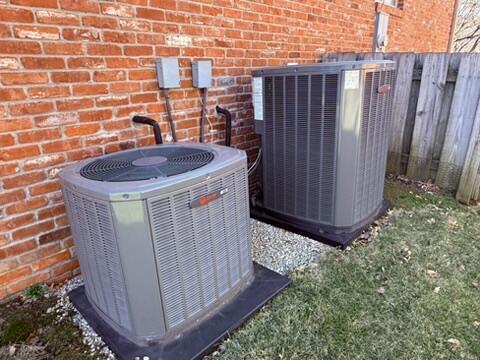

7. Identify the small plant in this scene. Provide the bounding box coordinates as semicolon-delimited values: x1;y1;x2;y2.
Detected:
0;318;35;345
23;284;48;300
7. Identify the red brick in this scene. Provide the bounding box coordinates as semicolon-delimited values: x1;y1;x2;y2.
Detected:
131;92;157;104
51;258;79;277
0;214;35;232
65;123;100;136
44;42;83;55
28;86;70;99
42;138;82;153
128;69;155;80
93;70;125;82
10;102;54;116
83;16;118;29
110;82;141;93
136;7;165;21
124;45;153;56
0;189;26;206
84;133;118;146
0;88;26;101
12;220;54;241
60;0;99;13
51;71;90;83
79;109;112;122
87;43;122;56
28;181;61;196
18;128;61;144
67;57;105;69
35;113;78;127
11;0;58;7
103;31;135;43
0;6;34;23
62;28;99;41
0;145;40;161
0;119;33;133
38;204;65;220
6;196;48;215
18;243;61;265
0;162;20;177
56;98;94;111
2;240;37;258
21;57;65;69
24;154;65;171
0;133;15;147
3;171;46;189
36;10;80;26
32;249;70;271
101;3;135;17
67;147;102;161
13;25;60;40
72;84;108;96
0;40;41;54
96;95;129;107
38;227;71;245
105;57;137;68
0;267;32;284
1;72;48;85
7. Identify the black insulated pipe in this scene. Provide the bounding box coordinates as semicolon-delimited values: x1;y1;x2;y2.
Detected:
216;106;232;147
132;115;163;145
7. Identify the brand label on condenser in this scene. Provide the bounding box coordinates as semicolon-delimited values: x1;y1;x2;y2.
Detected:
253;77;263;120
344;70;360;90
190;188;228;208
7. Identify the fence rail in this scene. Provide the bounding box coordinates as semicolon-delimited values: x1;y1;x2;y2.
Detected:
320;52;480;204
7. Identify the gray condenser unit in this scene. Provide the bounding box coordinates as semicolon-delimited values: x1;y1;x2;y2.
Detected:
252;60;396;247
59;144;253;345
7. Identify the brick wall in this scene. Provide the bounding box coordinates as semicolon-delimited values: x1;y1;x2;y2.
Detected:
0;0;456;299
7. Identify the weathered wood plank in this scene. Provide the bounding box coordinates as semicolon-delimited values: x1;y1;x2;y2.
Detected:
437;54;480;189
407;54;450;180
386;53;415;174
456;102;480;204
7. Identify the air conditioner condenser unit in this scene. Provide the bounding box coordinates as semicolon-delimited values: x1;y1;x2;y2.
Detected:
251;60;396;247
59;143;290;359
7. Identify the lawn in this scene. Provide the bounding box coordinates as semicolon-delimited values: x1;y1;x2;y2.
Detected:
216;180;480;359
1;179;479;359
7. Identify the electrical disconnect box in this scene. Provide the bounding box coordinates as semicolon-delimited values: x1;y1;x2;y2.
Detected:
192;60;212;88
156;58;180;88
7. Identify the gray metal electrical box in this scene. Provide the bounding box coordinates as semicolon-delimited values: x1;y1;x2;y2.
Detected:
156;58;180;88
192;60;212;88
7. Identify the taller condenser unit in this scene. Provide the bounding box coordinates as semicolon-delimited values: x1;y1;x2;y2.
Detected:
251;60;396;247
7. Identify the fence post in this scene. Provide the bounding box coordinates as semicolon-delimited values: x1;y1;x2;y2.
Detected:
407;54;450;180
437;55;480;190
387;53;415;174
456;102;480;204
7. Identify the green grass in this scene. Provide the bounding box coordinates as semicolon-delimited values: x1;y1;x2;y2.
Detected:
217;180;480;359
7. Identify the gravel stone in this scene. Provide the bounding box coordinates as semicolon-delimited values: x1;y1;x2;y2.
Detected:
251;219;332;274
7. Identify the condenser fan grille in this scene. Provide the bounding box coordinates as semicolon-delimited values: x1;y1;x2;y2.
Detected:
80;147;214;181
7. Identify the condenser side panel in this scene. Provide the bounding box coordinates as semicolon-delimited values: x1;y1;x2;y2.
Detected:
147;165;252;333
262;72;338;225
110;200;167;341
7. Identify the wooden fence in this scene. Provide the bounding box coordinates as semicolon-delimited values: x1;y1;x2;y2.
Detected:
320;52;480;204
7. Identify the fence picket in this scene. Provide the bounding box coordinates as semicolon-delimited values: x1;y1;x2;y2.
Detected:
436;55;480;189
406;54;450;180
456;102;480;204
387;53;415;174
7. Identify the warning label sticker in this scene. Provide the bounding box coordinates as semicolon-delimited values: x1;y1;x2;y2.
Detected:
344;70;360;90
253;77;263;120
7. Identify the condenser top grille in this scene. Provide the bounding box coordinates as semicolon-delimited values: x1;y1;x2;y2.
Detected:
80;147;214;182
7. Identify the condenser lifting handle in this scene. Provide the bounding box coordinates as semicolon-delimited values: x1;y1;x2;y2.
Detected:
132;115;163;145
